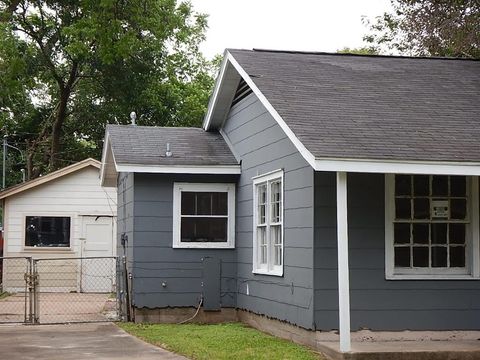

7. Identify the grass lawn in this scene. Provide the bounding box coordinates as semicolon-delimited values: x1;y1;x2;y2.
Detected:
118;322;324;360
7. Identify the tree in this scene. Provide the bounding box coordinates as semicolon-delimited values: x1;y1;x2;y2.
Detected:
337;47;378;55
0;0;215;183
363;0;480;58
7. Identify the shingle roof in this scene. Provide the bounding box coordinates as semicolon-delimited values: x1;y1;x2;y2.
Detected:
228;49;480;162
107;125;238;166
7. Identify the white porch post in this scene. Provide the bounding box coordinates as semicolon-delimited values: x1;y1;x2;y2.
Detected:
336;171;351;352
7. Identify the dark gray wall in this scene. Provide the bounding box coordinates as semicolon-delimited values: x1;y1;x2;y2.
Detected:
222;93;315;329
117;172;135;316
131;173;238;309
314;172;480;331
118;172;134;271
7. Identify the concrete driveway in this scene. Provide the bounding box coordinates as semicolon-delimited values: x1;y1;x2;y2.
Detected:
0;322;187;360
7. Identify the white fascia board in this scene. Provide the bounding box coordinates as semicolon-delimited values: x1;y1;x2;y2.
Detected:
115;164;241;175
315;158;480;175
100;132;119;186
203;49;230;130
99;131;110;185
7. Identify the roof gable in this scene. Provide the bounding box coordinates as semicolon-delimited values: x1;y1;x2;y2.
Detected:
204;49;480;175
0;158;100;199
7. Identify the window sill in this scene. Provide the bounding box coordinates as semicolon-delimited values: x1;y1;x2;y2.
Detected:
252;269;284;277
386;274;478;280
173;243;235;249
22;247;73;252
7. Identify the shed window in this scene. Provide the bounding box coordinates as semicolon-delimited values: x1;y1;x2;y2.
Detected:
173;183;235;248
253;170;284;276
25;216;71;247
385;174;480;279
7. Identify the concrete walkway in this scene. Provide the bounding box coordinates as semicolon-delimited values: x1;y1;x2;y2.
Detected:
0;322;187;360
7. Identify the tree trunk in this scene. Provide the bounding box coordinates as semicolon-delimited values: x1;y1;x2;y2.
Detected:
49;90;69;169
48;61;78;170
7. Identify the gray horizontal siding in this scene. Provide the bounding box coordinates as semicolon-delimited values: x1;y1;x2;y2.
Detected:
131;173;238;309
314;172;480;331
223;93;315;329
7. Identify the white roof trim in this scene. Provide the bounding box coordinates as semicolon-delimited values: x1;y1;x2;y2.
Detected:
203;50;230;130
203;50;480;175
115;164;241;175
315;158;480;175
0;158;100;199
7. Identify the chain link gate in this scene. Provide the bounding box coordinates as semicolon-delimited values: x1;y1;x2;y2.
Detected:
0;256;119;324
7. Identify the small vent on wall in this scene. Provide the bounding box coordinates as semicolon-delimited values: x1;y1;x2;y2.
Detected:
231;79;253;107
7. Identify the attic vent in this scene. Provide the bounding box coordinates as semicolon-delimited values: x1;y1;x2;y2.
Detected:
231;79;253;107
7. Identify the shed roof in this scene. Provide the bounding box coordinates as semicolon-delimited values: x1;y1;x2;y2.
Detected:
100;125;240;186
0;158;100;200
106;125;238;167
225;49;480;163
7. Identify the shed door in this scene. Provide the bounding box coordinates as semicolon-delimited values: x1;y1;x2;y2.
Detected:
80;216;115;293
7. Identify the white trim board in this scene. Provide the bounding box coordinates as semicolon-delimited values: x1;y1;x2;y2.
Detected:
203;50;480;176
115;164;241;175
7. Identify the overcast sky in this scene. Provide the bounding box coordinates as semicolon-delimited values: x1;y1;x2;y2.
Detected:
190;0;391;59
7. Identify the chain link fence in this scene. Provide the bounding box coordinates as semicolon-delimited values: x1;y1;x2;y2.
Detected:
0;257;32;323
0;256;119;324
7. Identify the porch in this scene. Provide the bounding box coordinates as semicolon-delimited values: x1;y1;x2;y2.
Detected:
316;169;480;354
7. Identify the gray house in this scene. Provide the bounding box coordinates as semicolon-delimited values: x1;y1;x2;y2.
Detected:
101;49;480;353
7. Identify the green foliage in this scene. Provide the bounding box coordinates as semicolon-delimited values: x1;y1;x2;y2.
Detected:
363;0;480;58
337;47;379;55
118;322;323;360
0;0;216;185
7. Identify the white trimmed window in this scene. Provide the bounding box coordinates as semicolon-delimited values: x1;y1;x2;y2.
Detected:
385;174;480;279
173;183;235;249
253;170;284;276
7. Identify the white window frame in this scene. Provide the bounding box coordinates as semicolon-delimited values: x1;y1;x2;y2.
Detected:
385;174;480;280
252;169;284;276
172;183;235;249
22;213;74;251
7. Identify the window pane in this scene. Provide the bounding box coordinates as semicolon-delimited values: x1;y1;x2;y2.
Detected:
212;193;228;215
271;225;282;266
412;246;429;267
181;217;227;242
394;247;410;267
413;175;429;196
431;223;447;244
196;192;213;215
449;246;466;267
257;184;266;224
394;223;410;244
450;176;466;197
413;198;430;219
432;175;448;196
258;227;267;264
181;192;195;215
395;175;411;196
449;223;466;245
450;199;467;220
431;246;447;267
25;216;70;247
395;198;411;219
270;181;282;223
412;223;429;244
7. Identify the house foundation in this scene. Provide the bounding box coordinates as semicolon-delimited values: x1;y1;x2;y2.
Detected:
132;307;480;360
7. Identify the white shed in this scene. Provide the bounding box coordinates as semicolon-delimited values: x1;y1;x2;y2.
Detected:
0;158;117;292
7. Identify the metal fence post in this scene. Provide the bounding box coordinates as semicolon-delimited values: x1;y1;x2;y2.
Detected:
32;259;39;324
